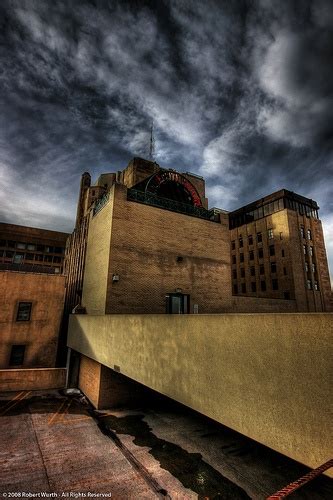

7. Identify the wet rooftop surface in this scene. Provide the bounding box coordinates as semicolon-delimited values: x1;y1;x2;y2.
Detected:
0;390;332;499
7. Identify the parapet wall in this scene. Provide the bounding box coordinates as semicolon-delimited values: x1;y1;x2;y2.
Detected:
0;368;66;391
68;313;333;475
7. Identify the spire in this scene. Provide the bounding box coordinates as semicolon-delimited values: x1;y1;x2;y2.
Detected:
149;121;155;161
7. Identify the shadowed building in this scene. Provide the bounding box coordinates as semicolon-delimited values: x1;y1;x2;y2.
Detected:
0;223;69;274
0;270;65;369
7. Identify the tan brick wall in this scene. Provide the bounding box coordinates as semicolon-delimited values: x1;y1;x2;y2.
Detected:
0;271;65;368
0;368;66;391
78;354;101;408
103;184;232;313
82;189;114;314
230;208;332;311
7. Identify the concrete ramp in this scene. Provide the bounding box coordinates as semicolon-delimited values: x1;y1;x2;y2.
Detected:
68;313;332;475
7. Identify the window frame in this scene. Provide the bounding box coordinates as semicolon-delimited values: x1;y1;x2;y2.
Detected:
16;302;32;322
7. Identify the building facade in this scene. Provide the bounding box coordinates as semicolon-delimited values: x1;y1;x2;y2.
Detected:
229;190;333;312
0;270;65;369
65;157;332;315
0;223;69;274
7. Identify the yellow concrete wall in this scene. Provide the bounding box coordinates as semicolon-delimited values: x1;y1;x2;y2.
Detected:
82;188;114;314
68;313;333;474
0;368;66;391
0;271;65;368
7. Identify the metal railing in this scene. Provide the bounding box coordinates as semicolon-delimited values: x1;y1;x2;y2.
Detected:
127;189;219;222
93;191;110;216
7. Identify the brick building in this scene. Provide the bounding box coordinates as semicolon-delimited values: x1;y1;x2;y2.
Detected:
0;271;65;369
0;223;68;274
229;190;333;312
64;157;332;317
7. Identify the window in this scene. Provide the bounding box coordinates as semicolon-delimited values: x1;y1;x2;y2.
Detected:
233;284;238;295
249;250;254;260
8;240;16;248
281;249;285;258
250;266;255;276
307;229;312;240
25;253;34;260
239;236;243;248
312;263;316;273
260;264;265;275
279;232;283;240
268;228;274;239
5;250;14;258
16;242;26;250
240;268;245;278
251;282;256;292
271;262;277;273
231;240;235;251
16;302;32;321
248;235;253;245
307;280;312;290
240;253;244;263
27;244;36;251
258;248;264;259
269;245;275;256
13;253;24;264
309;246;314;257
305;262;309;272
241;283;246;293
284;291;290;300
232;255;236;264
260;281;266;292
232;270;237;279
283;267;287;275
9;345;26;366
36;244;44;252
35;254;43;262
300;226;305;238
257;232;262;243
272;279;279;290
44;255;53;262
314;281;319;291
54;247;63;254
0;239;6;246
53;256;61;263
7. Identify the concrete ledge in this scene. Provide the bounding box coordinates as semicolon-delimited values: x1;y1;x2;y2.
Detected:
68;313;333;476
0;368;67;391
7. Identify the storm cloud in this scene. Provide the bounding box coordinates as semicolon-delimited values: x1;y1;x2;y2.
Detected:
0;0;332;281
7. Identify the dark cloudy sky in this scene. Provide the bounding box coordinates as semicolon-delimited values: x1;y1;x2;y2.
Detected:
1;0;332;280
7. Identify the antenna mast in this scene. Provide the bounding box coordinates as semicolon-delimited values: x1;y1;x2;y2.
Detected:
149;121;155;161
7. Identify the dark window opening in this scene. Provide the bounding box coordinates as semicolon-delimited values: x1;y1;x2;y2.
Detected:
251;282;256;292
240;253;244;263
269;245;275;256
272;279;279;290
258;248;264;259
165;293;190;314
232;270;237;279
249;250;254;260
231;240;235;251
260;281;266;292
239;237;243;248
281;249;285;258
250;266;255;276
260;264;265;275
233;284;238;295
232;255;236;264
240;268;245;278
248;235;253;245
284;291;290;300
241;283;246;293
9;345;26;366
271;262;277;273
257;232;262;243
16;302;32;321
